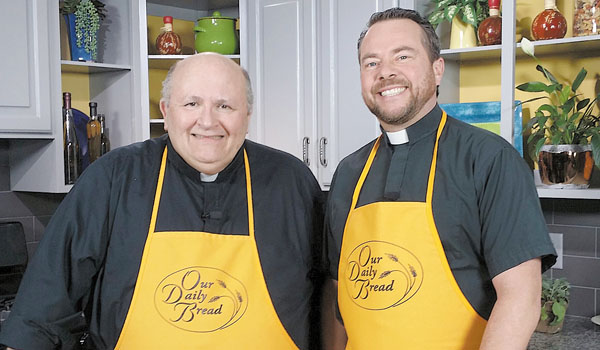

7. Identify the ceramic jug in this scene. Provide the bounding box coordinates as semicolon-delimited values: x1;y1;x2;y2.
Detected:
194;11;238;54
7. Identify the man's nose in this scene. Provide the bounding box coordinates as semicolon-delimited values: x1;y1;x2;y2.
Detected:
195;107;217;128
378;61;397;80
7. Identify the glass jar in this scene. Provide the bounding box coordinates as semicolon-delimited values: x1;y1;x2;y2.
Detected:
573;0;599;37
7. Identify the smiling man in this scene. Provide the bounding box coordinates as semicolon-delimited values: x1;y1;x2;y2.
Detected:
0;53;324;350
324;8;557;350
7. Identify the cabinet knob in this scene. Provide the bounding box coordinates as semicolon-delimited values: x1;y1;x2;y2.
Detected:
319;137;328;167
302;137;310;166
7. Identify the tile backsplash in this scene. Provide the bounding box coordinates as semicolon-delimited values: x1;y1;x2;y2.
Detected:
0;139;599;317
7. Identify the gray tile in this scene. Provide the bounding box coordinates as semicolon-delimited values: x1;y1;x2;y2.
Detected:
14;192;65;217
0;140;8;167
547;225;596;257
566;286;596;317
0;192;33;218
0;217;34;242
34;215;52;241
540;198;553;224
0;166;9;191
553;199;600;227
596;289;600;316
554;256;600;288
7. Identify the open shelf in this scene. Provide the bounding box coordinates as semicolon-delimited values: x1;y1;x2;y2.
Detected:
537;188;600;199
60;61;132;73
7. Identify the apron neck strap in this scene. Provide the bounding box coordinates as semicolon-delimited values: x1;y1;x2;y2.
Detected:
350;111;448;210
149;146;255;237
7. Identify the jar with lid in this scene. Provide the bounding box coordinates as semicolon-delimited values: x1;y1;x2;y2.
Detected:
573;0;599;37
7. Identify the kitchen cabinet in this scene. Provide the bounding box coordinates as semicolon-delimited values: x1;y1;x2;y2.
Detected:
3;0;147;193
246;0;397;189
0;0;52;134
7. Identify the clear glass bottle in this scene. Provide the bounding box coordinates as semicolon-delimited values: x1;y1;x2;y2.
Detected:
87;102;101;163
63;92;80;184
156;16;182;55
99;114;110;156
574;0;599;37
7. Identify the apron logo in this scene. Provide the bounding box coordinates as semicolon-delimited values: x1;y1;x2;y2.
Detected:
344;241;423;310
155;266;248;332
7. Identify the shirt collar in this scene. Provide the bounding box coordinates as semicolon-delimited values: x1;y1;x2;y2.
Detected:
166;137;245;183
381;104;443;147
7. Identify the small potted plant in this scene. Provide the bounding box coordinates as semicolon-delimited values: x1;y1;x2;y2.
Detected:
536;276;570;333
516;38;600;188
427;0;489;48
60;0;106;62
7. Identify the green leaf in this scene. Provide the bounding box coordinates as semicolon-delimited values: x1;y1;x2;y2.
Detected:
516;81;550;92
437;0;453;9
534;137;547;156
445;5;459;22
572;68;587;92
462;4;477;27
538;104;558;116
540;306;549;321
428;11;445;26
536;65;558;84
577;98;591;111
559;84;572;105
549;301;567;326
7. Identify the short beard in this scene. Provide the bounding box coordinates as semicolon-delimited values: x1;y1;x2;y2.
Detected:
368;99;418;126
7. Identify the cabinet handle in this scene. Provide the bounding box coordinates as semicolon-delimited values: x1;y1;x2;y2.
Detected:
302;137;310;166
319;137;328;167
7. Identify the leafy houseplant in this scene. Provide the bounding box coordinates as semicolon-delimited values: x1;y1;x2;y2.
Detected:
536;277;570;333
60;0;106;61
516;38;600;187
428;0;490;30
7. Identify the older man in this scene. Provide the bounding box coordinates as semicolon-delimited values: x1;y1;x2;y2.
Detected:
0;53;323;349
325;8;556;349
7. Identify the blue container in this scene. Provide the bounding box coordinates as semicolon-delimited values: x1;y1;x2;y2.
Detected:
65;14;94;61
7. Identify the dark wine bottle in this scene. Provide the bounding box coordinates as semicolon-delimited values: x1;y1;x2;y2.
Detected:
63;92;80;184
99;114;110;155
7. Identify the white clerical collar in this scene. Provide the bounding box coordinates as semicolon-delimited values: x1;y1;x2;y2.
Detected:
386;129;409;145
200;173;219;182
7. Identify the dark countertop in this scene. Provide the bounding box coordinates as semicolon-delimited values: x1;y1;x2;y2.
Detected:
528;316;600;349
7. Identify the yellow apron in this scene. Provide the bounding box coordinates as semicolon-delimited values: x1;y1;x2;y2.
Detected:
338;112;487;349
115;147;297;349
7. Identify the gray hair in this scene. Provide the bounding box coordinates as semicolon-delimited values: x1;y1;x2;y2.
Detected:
160;59;254;112
357;7;441;63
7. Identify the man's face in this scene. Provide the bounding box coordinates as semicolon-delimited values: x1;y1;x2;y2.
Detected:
359;19;444;131
161;54;250;175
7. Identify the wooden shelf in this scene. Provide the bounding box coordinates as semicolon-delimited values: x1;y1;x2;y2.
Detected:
441;45;502;62
516;35;600;58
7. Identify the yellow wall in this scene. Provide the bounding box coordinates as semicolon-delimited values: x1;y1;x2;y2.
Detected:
459;0;599;122
61;72;90;114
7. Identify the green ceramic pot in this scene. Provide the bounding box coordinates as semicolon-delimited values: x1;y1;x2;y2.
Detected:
194;11;238;54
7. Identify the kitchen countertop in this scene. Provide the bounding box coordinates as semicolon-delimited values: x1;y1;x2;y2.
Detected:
528;316;600;349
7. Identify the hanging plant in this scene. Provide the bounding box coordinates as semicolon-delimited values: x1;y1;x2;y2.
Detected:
60;0;105;61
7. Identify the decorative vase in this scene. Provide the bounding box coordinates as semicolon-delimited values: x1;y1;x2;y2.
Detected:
65;14;96;61
155;16;182;55
573;0;599;37
194;11;238;54
450;16;477;49
535;301;567;333
531;0;567;40
478;0;502;45
537;144;594;188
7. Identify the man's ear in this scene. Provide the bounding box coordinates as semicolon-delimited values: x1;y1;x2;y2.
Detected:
432;57;444;87
159;100;169;132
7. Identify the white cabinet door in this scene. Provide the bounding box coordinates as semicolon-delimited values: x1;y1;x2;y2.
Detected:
246;0;317;172
0;0;52;134
317;0;397;187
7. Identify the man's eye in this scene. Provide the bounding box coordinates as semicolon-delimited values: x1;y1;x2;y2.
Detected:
219;104;232;110
364;61;377;68
184;102;197;107
397;55;408;61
